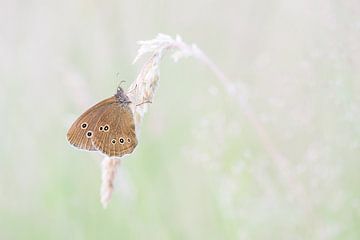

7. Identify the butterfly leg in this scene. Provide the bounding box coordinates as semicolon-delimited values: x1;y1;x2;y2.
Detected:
136;100;152;107
127;84;138;94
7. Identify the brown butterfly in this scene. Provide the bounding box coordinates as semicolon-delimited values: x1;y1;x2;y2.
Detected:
67;86;138;157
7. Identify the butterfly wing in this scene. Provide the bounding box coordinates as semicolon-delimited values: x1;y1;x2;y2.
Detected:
91;104;138;157
67;97;116;151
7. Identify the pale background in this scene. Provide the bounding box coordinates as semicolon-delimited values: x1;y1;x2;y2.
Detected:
1;0;360;239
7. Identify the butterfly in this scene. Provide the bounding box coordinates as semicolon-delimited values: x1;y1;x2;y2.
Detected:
67;86;138;157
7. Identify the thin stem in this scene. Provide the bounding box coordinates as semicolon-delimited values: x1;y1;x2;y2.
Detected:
170;41;310;212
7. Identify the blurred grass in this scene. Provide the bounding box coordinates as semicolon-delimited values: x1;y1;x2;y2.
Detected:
1;0;360;239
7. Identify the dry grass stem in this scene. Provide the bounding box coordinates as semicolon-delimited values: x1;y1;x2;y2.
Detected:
130;34;309;207
101;33;308;210
100;157;121;208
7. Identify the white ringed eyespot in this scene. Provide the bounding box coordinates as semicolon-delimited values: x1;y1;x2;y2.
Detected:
86;131;93;138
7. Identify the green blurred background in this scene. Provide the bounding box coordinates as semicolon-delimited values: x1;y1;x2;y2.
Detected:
1;0;360;239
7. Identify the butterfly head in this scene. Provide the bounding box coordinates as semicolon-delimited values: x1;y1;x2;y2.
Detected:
115;86;131;105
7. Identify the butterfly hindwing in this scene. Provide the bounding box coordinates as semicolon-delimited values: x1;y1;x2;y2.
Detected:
91;104;137;157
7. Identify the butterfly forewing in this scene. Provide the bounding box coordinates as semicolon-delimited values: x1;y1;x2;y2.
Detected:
67;97;116;151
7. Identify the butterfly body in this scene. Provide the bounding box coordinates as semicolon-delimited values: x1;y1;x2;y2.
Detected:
67;87;137;157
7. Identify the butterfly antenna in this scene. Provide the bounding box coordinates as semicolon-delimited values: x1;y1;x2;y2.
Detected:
117;81;127;92
115;72;126;89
